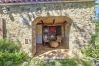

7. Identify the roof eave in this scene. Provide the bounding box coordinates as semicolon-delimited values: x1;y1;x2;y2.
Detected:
0;0;95;6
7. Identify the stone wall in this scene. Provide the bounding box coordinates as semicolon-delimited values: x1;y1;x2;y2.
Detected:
0;2;95;56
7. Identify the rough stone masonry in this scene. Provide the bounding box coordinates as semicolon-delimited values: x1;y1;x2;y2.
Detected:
0;1;95;57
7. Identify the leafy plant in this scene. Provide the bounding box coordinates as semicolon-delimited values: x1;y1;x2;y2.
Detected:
0;39;20;52
30;58;92;66
0;39;29;66
58;59;77;66
81;20;99;60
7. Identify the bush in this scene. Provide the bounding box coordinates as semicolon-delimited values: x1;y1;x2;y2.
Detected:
0;39;29;66
82;45;99;60
30;58;91;66
31;59;77;66
81;20;99;60
57;59;77;66
0;39;20;52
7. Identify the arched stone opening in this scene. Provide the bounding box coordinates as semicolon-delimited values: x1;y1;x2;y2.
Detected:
32;16;73;56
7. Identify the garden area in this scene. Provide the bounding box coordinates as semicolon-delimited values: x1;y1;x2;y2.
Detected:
0;20;98;66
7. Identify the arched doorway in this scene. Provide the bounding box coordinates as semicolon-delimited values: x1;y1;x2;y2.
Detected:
32;16;72;56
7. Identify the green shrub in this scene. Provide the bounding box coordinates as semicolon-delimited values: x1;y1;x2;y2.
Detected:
0;39;29;66
31;58;92;66
96;20;99;42
0;39;20;52
81;20;99;60
80;59;91;66
82;45;99;60
58;59;77;66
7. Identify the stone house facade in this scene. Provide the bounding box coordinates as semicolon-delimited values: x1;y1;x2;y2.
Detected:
0;0;95;57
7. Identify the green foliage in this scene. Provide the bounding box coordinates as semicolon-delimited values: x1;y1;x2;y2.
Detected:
82;44;99;60
90;34;97;47
30;59;45;66
80;59;91;66
0;39;29;66
95;20;99;42
96;2;99;5
81;20;99;60
0;39;20;52
88;21;99;48
31;59;77;66
58;59;77;66
30;58;91;66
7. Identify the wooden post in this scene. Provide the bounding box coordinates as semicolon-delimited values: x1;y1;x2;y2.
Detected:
32;20;37;56
0;18;3;39
63;22;66;48
2;18;6;38
63;21;69;49
0;18;7;39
